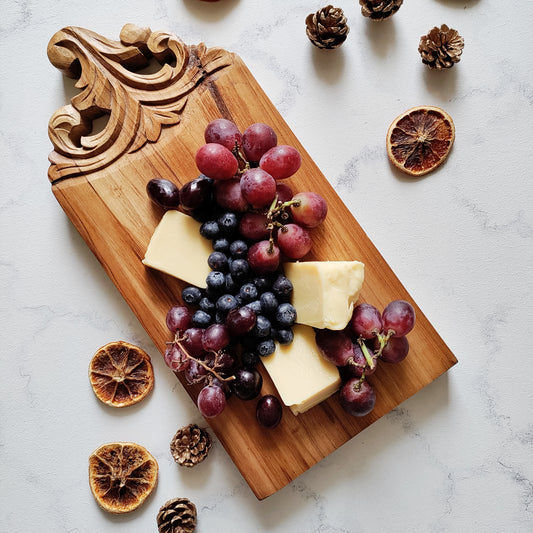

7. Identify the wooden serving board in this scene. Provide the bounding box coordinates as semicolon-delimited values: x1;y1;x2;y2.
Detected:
47;24;457;500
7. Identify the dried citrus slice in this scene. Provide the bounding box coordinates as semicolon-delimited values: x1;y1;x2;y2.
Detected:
89;341;154;407
386;105;455;176
89;442;158;513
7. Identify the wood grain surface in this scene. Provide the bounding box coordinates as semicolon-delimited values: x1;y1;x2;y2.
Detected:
47;25;457;499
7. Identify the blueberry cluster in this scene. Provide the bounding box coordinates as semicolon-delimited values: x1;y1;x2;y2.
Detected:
180;209;297;368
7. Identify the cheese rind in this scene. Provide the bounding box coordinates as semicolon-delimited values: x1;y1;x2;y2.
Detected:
142;210;212;288
283;260;364;330
262;324;341;415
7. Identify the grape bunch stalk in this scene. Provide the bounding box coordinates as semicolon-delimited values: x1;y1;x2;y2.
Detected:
316;300;416;417
146;118;331;428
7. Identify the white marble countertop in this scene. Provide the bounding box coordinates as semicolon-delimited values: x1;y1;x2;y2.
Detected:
1;1;532;531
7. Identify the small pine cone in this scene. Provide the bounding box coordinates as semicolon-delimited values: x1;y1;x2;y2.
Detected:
157;497;197;533
360;0;403;21
170;424;212;467
418;24;464;70
305;5;349;49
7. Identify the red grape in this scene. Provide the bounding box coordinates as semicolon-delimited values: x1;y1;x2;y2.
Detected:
277;223;312;259
179;175;214;212
225;306;257;335
195;143;238;180
184;358;208;384
202;323;230;352
164;343;190;372
182;327;206;357
382;300;416;337
146;178;180;209
240;168;277;209
197;384;226;418
340;342;378;379
315;329;355;366
349;303;382;339
290;192;328;228
166;305;192;333
339;379;376;417
247;240;281;273
214;178;248;212
256;395;282;428
204;118;242;151
242;123;277;162
259;145;301;179
275;182;293;204
239;212;270;241
377;335;409;363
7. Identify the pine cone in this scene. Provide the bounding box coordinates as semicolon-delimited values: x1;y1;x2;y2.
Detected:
418;24;464;70
157;497;197;533
170;424;212;467
360;0;403;21
305;5;349;49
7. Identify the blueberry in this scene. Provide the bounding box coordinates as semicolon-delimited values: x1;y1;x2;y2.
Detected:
241;351;260;369
230;258;250;281
182;286;203;305
229;239;248;259
275;302;297;327
212;238;230;253
218;212;239;235
208;251;229;272
240;335;257;351
192;310;212;328
239;283;258;303
199;297;216;315
253;315;271;338
199;220;220;239
260;291;278;315
206;271;225;293
216;294;238;314
257;338;276;357
225;273;239;294
272;275;293;300
253;275;273;293
273;327;294;345
244;300;262;314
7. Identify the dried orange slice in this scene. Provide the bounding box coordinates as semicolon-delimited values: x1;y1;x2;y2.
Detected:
89;442;158;513
89;341;154;407
386;105;455;176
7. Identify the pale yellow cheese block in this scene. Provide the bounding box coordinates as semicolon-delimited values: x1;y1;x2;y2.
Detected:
142;210;212;288
262;324;341;415
283;261;364;331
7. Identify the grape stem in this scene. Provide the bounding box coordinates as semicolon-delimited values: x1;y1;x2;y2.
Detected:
373;330;394;358
172;333;235;383
357;337;377;370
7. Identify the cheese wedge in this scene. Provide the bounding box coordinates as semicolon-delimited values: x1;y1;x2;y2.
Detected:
283;260;364;330
262;324;341;415
142;210;212;288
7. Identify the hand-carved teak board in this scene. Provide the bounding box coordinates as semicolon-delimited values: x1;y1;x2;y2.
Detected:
47;25;457;500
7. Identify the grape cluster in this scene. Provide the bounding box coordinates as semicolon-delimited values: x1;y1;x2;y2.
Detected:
315;300;416;417
147;118;329;427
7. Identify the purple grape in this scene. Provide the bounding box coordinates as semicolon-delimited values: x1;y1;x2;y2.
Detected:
239;212;270;241
256;395;282;428
242;123;277;163
349;303;383;339
182;327;206;357
275;182;293;204
179;175;214;212
197;384;226;418
382;300;416;337
315;329;355;366
214;178;248;212
340;343;378;380
204;118;242;151
247;240;280;274
339;379;376;417
146;178;180;209
259;145;301;180
225;306;257;335
166;305;192;333
184;358;208;385
232;368;263;400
